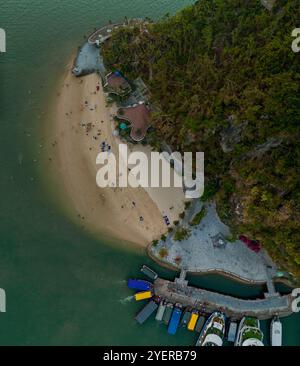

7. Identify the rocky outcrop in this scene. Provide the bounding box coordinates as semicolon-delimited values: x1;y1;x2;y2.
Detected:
220;120;248;153
261;0;276;11
246;137;282;159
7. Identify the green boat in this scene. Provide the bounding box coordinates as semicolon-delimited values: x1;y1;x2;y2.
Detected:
195;316;205;333
235;317;264;346
163;303;173;325
180;309;192;327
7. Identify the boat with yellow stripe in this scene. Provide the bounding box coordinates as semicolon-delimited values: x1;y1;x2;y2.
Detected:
188;311;199;331
134;291;153;301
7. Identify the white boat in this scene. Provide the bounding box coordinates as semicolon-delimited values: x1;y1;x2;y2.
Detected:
196;311;226;346
227;321;238;343
155;301;166;321
271;317;282;346
235;317;264;346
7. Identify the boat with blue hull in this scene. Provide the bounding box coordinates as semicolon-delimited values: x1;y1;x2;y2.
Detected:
127;279;152;291
168;305;182;335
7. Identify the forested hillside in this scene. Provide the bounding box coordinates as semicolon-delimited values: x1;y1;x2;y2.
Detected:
102;0;300;277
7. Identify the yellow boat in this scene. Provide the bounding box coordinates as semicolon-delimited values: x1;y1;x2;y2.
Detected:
187;312;199;331
134;291;152;301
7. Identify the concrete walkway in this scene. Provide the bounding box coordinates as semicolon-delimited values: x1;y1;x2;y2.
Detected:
88;23;124;44
154;277;293;320
150;202;277;284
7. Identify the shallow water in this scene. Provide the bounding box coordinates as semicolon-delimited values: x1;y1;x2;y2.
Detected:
0;0;299;346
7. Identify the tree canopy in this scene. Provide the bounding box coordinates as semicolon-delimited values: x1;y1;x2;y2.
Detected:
102;0;300;278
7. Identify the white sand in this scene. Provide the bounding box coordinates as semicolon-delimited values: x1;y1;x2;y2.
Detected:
47;66;186;247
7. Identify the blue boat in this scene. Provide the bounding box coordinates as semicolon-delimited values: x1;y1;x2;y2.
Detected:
168;306;182;335
127;279;152;291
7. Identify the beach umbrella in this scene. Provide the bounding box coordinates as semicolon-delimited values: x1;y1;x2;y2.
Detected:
120;122;128;130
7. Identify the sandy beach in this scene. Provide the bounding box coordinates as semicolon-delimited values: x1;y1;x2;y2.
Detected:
46;62;186;247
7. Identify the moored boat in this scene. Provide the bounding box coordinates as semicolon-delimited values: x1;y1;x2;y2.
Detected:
127;279;152;291
134;291;152;301
235;317;264;346
196;312;226;346
181;308;192;328
168;304;183;335
227;321;238;343
163;303;174;325
135;300;158;324
187;311;199;331
155;300;166;321
140;265;158;280
194;315;205;333
271;316;282;346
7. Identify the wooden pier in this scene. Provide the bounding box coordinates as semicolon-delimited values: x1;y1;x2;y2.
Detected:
153;276;293;321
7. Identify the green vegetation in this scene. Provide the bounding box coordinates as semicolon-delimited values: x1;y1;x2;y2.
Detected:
105;92;126;104
104;80;131;99
184;201;191;209
190;206;206;226
201;181;219;202
161;234;167;242
159;247;168;258
102;0;300;278
179;211;185;220
225;233;238;243
152;239;158;247
173;228;191;241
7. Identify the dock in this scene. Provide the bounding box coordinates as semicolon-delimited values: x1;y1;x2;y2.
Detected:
88;23;124;45
153;276;293;321
88;19;146;45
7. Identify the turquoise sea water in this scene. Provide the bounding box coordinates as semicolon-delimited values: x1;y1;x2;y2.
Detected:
0;0;299;345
